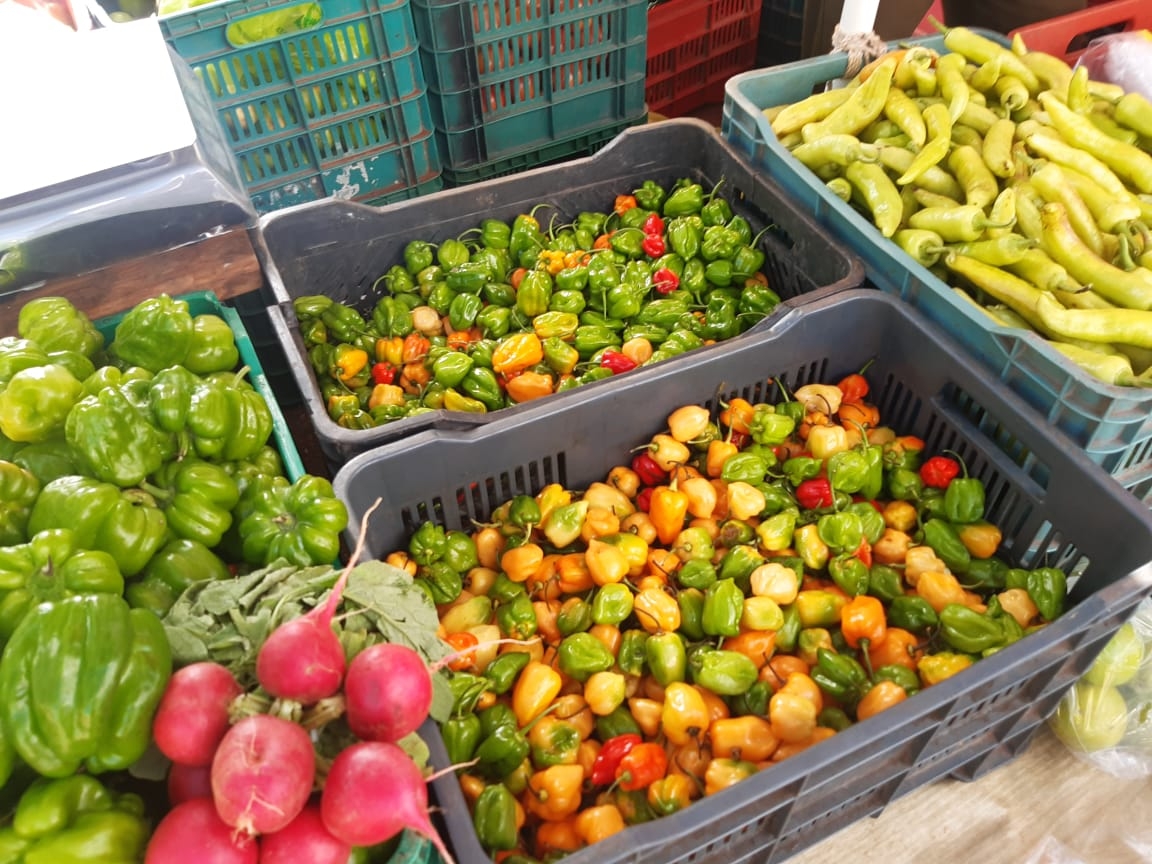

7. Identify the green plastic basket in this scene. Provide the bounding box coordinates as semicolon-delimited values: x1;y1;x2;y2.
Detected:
94;291;305;482
159;0;443;214
410;0;648;172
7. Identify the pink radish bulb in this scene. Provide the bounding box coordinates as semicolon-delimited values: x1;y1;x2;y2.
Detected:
259;802;351;864
343;643;433;743
169;761;214;806
153;662;244;767
320;740;455;864
211;714;316;837
145;798;258;864
255;569;351;704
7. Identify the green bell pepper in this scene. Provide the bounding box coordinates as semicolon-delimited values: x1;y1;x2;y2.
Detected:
17;297;104;359
0;775;149;863
0;593;171;777
234;473;348;567
5;439;79;485
125;538;231;618
64;384;171;487
0;338;49;388
188;370;274;462
0;460;39;546
110;293;195;372
0;528;124;643
184;314;240;375
147;365;199;434
28;476;168;577
144;459;240;548
0;364;83;444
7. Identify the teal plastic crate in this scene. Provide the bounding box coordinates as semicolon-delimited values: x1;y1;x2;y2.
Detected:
159;0;443;214
410;0;648;171
94;291;305;482
721;33;1152;496
440;108;646;186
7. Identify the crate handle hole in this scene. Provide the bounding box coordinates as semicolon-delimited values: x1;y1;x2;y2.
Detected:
225;2;325;49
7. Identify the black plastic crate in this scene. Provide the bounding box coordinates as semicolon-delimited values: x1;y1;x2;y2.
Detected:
254;117;865;471
332;290;1152;864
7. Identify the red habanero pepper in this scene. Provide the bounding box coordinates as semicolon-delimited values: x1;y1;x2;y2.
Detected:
590;734;643;785
642;212;665;236
371;362;397;385
653;268;680;295
728;430;750;450
616;742;668;791
632;453;668;486
636;487;655;512
920;455;960;489
796;477;834;509
642;234;666;258
600;350;638;374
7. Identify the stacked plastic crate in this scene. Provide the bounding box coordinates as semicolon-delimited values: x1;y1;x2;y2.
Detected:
409;0;649;184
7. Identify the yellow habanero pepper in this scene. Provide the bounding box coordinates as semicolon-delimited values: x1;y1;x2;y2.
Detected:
513;661;563;727
525;764;585;821
661;681;711;747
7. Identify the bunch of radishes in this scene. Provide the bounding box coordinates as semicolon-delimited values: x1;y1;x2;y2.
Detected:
145;537;457;864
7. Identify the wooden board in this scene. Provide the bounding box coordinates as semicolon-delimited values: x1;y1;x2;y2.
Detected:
0;229;263;334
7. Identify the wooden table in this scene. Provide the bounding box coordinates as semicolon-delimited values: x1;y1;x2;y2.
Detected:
0;229;263;333
788;725;1152;863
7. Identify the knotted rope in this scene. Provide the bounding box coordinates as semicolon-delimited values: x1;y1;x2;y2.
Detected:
831;24;889;78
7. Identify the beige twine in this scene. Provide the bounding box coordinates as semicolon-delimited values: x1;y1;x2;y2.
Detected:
831;24;890;78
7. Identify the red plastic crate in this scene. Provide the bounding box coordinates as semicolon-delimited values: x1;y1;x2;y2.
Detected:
1010;0;1151;62
646;0;762;116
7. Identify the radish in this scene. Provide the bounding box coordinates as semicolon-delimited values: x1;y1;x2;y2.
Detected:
153;661;244;767
320;740;454;864
146;798;258;864
343;642;433;743
211;714;316;837
259;802;351;864
169;761;214;806
254;500;380;704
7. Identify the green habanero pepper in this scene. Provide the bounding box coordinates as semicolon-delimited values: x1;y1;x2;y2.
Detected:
485;651;531;695
700;225;739;262
812;647;870;707
634;180;667;212
477;305;513;340
964;555;1010;591
557;632;615;682
827;448;871;495
474;783;519;852
816;511;865;555
775;603;802;653
677;558;717;590
475;724;530;781
939;603;1008;654
461;366;505;411
867;563;905;603
846;501;885;544
437;238;471;271
483;281;517;308
667;217;703;260
717;544;765;590
677;588;707;641
433;352;475;389
592;583;634;627
689;648;758;696
1026;567;1067;622
404;240;435;275
700;191;734;227
720;451;771;485
828;554;870;597
617;630;649;677
379;264;415;295
887;466;924;500
645;632;687;687
663;182;705;217
922;518;972;575
444;713;483;766
556;596;593;637
702;579;744;638
943;471;986;525
449;293;484;332
731;244;767;282
497;593;539;641
888;595;939;633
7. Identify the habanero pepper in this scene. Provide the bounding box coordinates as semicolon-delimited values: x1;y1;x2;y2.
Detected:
590;733;642;785
796;477;834;509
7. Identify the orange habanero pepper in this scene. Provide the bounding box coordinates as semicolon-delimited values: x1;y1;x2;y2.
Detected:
492;332;544;376
505;369;555;403
525;764;585;821
840;594;887;650
649;482;689;546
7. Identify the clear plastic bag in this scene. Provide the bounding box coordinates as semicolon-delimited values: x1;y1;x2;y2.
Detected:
1074;30;1152;103
1048;596;1152;780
